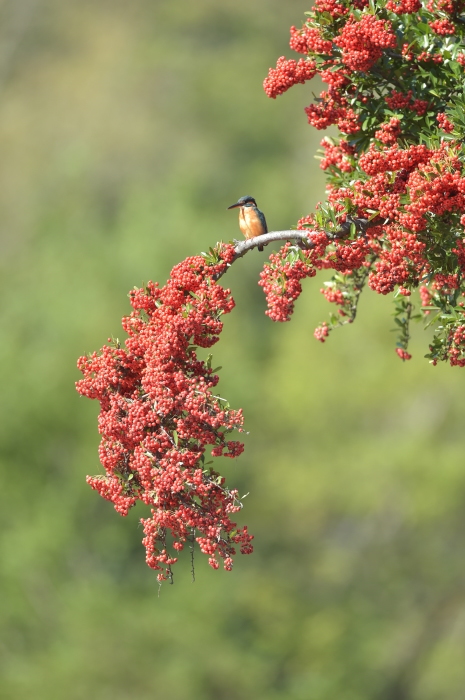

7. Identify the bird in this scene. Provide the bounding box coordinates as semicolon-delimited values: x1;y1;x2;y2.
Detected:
227;195;268;250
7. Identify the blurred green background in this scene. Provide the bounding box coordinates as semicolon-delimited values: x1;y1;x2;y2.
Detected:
1;0;465;698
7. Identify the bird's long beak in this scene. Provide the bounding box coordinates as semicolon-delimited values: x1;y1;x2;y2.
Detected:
227;201;241;209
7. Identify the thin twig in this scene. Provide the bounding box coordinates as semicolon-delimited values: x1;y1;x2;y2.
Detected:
189;528;196;583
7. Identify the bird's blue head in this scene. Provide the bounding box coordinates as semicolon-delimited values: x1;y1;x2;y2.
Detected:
227;195;257;209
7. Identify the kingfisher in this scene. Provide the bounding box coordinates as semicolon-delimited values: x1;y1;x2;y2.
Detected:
227;195;268;249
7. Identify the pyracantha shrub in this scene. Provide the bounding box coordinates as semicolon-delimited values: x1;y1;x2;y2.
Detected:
79;1;465;581
263;0;465;364
76;245;253;582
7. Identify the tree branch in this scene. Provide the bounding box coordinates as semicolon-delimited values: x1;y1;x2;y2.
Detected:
215;217;382;280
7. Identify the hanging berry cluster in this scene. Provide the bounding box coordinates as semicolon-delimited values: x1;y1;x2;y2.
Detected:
263;0;465;364
76;244;253;582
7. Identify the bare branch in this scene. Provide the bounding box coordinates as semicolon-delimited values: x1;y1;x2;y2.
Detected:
215;217;382;280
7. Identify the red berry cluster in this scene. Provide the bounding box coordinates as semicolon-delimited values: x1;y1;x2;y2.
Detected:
76;244;253;581
437;112;454;132
368;225;426;294
258;236;327;322
386;0;421;13
263;56;317;99
419;284;432;312
427;0;455;11
314;322;330;342
289;26;333;56
385;90;429;115
313;0;349;17
375;117;402;145
262;2;465;364
396;348;412;360
448;325;465;366
429;18;456;34
320;137;355;172
305;91;360;134
417;51;443;62
358;143;431;176
334;15;397;72
258;244;316;322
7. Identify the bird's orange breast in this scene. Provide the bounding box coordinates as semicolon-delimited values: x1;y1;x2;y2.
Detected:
239;207;266;239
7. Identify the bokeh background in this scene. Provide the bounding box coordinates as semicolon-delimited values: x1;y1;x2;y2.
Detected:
2;0;465;698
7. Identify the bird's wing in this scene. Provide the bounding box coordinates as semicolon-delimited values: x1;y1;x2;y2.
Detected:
259;209;268;234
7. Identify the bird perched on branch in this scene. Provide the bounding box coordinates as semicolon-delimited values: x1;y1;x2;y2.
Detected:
228;195;268;250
